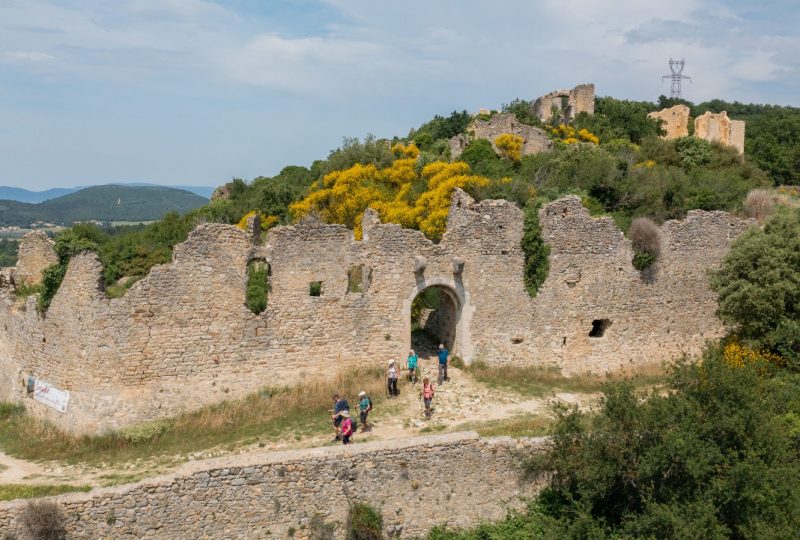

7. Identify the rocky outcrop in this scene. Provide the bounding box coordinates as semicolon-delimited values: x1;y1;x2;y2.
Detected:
449;113;552;159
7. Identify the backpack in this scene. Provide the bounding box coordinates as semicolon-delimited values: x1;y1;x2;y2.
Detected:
367;397;373;411
351;417;358;433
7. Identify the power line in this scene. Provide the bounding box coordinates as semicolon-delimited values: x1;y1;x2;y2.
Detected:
661;58;691;99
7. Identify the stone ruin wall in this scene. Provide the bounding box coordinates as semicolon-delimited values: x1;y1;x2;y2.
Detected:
695;111;745;154
649;106;745;154
0;432;544;539
533;83;595;124
11;230;58;286
0;191;754;434
648;104;691;139
449;112;552;159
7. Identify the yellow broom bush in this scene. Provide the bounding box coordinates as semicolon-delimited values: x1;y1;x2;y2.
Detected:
289;143;490;241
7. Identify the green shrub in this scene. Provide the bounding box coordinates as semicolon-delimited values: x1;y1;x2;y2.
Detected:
14;282;42;299
675;136;713;168
521;206;550;297
37;263;67;314
119;419;170;445
711;208;800;364
629;217;661;271
632;250;656;271
459;139;497;169
246;261;269;314
528;346;800;537
309;514;335;540
346;502;383;540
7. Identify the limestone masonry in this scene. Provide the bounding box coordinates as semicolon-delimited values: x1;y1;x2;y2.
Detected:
0;432;545;539
533;83;595;124
694;111;745;154
449;113;552;159
11;230;58;286
0;192;754;434
648;104;691;139
648;106;745;154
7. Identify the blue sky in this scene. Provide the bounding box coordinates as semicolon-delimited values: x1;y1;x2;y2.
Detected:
1;0;798;190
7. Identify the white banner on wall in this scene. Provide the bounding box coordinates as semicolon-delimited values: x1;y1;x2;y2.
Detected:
33;379;69;413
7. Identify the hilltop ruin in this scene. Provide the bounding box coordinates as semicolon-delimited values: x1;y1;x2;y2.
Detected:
533;83;595;124
648;105;746;154
0;191;753;434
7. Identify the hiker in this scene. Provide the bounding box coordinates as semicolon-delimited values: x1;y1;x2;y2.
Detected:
437;344;449;384
387;360;399;398
421;377;435;419
358;390;372;431
330;393;350;441
407;349;419;384
340;410;354;444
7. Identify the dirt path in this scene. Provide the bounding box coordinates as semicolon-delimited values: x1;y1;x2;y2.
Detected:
0;358;598;490
0;451;50;483
361;358;594;439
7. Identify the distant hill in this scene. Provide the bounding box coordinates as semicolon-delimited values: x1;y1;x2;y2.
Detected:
0;185;209;226
0;183;214;203
0;186;80;203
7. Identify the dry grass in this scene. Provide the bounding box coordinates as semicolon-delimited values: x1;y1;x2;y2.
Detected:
461;414;554;439
20;500;67;540
0;366;385;466
744;189;776;223
0;484;91;502
629;217;662;255
465;361;669;397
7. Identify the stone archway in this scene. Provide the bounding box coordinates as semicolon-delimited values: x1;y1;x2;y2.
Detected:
402;278;474;363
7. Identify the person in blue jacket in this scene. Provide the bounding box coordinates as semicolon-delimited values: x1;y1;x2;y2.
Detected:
437;344;449;384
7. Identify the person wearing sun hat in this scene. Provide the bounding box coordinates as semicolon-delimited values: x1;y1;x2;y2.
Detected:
339;410;354;444
387;360;399;398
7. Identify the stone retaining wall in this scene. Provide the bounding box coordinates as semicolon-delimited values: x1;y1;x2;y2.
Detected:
0;433;545;539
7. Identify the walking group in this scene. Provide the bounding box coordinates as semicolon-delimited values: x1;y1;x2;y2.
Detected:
329;344;451;443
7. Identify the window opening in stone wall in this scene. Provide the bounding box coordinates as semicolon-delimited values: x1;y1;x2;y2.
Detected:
347;265;371;294
245;260;269;314
410;285;459;356
589;319;612;338
309;281;323;297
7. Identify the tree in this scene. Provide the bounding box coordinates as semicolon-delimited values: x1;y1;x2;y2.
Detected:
711;208;800;364
530;347;800;538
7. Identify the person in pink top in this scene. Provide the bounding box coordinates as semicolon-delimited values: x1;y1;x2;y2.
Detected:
421;378;435;419
340;410;353;444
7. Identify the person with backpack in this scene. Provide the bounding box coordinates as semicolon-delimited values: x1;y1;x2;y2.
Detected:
358;390;372;432
437;344;449;384
330;393;350;441
387;360;399;398
407;349;419;384
421;378;435;419
340;411;354;444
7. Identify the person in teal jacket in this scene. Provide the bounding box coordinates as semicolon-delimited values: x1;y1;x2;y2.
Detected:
407;349;419;384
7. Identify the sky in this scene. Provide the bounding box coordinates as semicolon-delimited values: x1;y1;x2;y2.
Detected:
1;0;798;190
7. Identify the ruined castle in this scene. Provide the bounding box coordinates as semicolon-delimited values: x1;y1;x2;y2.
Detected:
0;190;753;435
648;105;746;153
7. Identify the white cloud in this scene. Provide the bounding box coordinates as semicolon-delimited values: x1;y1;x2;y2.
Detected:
1;51;57;63
125;0;232;18
221;34;388;94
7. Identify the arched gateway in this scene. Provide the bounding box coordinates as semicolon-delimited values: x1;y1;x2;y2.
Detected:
401;277;474;363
